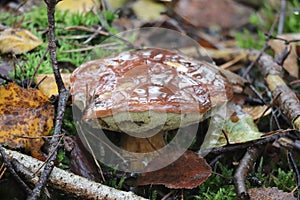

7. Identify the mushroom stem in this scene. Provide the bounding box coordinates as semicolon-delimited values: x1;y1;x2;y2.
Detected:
120;131;166;153
120;131;167;170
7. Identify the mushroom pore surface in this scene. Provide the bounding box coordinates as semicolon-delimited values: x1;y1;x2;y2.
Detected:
71;48;233;133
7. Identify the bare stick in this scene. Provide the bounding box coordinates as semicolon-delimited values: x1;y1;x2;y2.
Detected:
242;14;279;78
248;50;300;130
234;146;263;199
45;0;65;92
2;147;147;200
278;0;287;35
27;0;70;199
28;47;49;89
0;144;32;195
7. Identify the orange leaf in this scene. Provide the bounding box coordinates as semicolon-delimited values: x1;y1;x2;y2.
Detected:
0;83;54;160
135;151;211;189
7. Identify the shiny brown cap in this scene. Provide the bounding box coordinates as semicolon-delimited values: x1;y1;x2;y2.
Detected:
71;48;233;119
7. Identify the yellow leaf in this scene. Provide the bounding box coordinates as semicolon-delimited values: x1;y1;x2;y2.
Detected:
0;83;54;160
132;0;166;21
0;28;42;54
36;73;71;98
57;0;99;14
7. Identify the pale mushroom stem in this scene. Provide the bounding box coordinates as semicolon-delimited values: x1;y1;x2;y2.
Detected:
120;131;166;153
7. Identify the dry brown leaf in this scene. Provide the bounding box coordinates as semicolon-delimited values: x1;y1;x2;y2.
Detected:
57;0;99;14
36;73;71;98
0;83;54;160
174;0;253;29
135;151;211;189
248;187;296;200
268;34;300;78
0;28;42;54
242;105;271;120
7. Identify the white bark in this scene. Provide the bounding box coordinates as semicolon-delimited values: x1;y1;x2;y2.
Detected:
3;148;148;200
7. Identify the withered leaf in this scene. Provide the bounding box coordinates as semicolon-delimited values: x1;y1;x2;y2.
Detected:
242;105;271;120
268;34;300;78
174;0;253;29
0;83;54;160
132;0;166;21
0;28;42;54
36;73;71;98
201;103;263;149
56;0;99;14
248;187;296;200
135;151;211;189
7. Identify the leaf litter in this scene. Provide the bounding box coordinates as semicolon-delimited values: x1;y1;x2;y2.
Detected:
0;82;54;160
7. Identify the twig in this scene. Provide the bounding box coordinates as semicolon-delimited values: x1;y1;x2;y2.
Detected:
28;90;69;200
248;50;300;130
65;25;137;50
242;14;279;78
28;47;49;89
1;147;148;200
0;144;32;195
278;0;287;35
45;0;65;92
201;130;292;157
288;151;300;200
27;0;70;199
234;146;263;199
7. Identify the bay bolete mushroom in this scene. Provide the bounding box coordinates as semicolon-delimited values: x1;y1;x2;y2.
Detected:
71;48;233;170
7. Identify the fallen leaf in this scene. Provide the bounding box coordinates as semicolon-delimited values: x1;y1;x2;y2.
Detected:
174;0;253;29
268;34;300;78
36;73;71;98
242;105;271;120
132;0;166;21
0;28;42;54
0;83;54;160
64;136;103;183
248;187;296;200
201;103;263;149
57;0;99;14
105;0;127;10
135;151;211;189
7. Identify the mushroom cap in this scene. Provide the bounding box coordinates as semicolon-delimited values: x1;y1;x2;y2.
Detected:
71;48;233;133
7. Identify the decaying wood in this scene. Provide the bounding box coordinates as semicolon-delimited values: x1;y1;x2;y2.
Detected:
2;147;147;200
234;146;263;200
248;50;300;131
0;144;31;195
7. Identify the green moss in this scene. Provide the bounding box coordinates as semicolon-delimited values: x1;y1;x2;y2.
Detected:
0;5;117;80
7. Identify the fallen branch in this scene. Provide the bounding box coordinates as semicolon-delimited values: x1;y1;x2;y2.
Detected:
0;144;31;195
28;0;69;199
248;50;300;131
234;146;263;199
2;147;147;200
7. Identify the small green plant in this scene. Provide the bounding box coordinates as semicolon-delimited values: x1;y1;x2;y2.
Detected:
190;162;236;200
103;166;127;190
235;0;300;50
235;29;266;49
268;168;296;191
150;190;158;200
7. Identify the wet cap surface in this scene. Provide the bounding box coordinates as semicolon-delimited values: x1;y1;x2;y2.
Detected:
71;48;233;118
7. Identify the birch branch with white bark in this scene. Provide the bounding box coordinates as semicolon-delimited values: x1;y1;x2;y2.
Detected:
2;147;148;200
